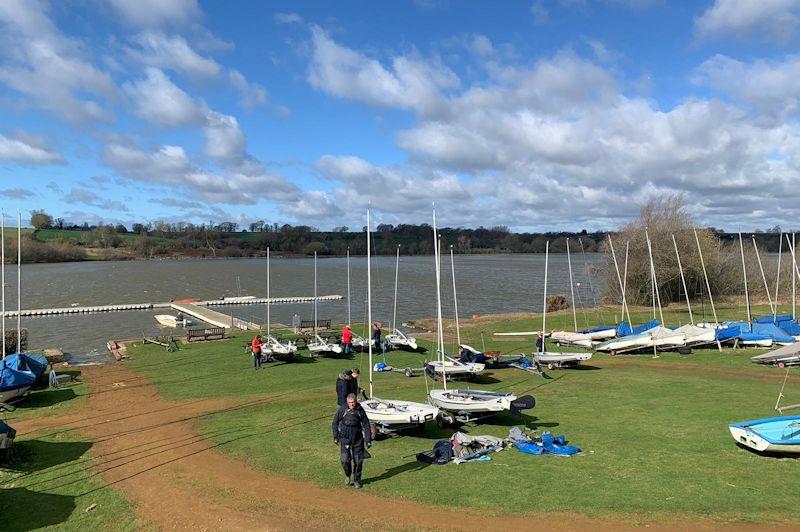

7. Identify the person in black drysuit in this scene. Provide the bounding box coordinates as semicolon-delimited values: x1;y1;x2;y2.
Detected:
536;332;544;353
347;368;366;400
332;393;372;488
336;371;352;406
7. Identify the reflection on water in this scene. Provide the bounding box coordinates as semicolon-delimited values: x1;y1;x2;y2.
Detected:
1;254;604;362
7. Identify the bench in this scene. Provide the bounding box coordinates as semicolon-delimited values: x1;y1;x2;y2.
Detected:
186;327;226;342
297;319;331;332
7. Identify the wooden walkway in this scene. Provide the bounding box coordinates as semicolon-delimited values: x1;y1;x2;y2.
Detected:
171;302;262;330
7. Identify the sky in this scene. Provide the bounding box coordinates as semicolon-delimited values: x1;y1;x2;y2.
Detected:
0;0;799;232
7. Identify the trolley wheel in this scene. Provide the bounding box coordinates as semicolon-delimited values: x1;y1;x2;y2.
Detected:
548;363;555;371
404;368;413;378
779;362;786;369
436;412;455;428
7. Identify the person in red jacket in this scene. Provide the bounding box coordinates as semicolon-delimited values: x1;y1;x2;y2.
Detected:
252;335;263;370
342;325;353;356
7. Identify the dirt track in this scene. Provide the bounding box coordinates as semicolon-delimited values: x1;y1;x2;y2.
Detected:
13;363;791;531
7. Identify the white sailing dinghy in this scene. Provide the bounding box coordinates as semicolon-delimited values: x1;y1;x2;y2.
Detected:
426;207;533;424
262;247;297;359
154;314;192;328
549;239;594;349
360;209;438;433
344;249;373;350
306;252;342;356
385;246;419;351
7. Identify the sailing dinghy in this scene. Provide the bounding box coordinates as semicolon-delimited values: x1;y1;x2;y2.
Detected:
155;314;191;328
751;343;800;366
360;209;438;433
261;248;297;360
385;246;420;352
306;252;342;357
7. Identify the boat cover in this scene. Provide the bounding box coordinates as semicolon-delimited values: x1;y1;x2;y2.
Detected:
579;325;615;334
3;353;48;379
715;325;740;342
751;342;800;364
754;315;794;324
513;431;580;456
0;362;36;392
753;323;795;344
616;320;659;337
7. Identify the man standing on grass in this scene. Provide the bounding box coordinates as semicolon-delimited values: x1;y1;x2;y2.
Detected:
348;368;367;400
336;371;351;406
342;325;353;356
332;393;372;489
252;334;263;370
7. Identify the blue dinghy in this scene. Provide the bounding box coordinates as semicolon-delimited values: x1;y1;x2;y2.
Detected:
729;415;800;454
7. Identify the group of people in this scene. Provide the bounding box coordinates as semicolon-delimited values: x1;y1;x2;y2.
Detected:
341;321;387;358
333;368;372;488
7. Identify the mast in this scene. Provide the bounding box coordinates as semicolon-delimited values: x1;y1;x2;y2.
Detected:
392;245;399;331
541;241;549;354
794;233;797;320
752;236;774;317
775;234;782;321
622;241;633;326
450;245;461;347
16;211;21;354
346;248;351;327
645;228;665;325
1;212;4;360
672;233;693;325
266;247;270;337
566;238;577;332
694;228;719;325
607;235;630;325
366;210;373;398
739;233;751;326
432;205;446;390
313;251;318;334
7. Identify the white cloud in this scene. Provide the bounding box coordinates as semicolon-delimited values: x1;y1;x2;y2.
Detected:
0;0;116;123
308;26;459;115
102;144;192;185
530;1;549;24
123;68;205;127
695;54;800;121
695;0;800;42
203;111;246;162
0;133;63;165
229;69;268;108
0;188;35;199
274;12;303;24
108;0;201;28
127;31;221;78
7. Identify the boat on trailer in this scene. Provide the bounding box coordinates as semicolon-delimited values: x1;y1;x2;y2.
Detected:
751;343;800;367
306;252;342;357
579;325;616;341
360;209;439;434
595;332;653;353
262;248;297;361
386;328;418;351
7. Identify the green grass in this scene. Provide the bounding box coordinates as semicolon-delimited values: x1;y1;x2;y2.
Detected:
122;306;800;524
0;432;142;531
6;370;90;422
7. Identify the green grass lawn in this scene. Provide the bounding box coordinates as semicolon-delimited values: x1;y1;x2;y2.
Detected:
122;305;800;524
1;371;142;531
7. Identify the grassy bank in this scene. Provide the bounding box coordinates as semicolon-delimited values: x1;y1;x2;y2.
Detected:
120;304;800;525
1;370;143;531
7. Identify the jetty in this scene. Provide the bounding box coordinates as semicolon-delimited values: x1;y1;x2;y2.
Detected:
3;295;343;319
171;302;262;330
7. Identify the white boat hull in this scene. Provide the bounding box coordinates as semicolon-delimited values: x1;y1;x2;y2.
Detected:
534;352;592;365
583;328;616;341
595;333;653;352
0;385;32;403
426;360;484;377
386;331;418;351
361;398;439;426
741;338;774;348
308;343;343;354
550;331;593;348
728;425;800;454
428;389;515;413
154;314;190;328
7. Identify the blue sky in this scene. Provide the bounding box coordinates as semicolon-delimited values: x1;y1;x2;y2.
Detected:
1;0;799;231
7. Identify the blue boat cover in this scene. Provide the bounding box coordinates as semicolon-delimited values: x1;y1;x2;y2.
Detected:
579;325;615;334
753;323;795;344
715;325;740;342
3;353;48;379
515;432;580;456
616;320;659;337
726;321;752;334
0;361;36;392
739;332;772;343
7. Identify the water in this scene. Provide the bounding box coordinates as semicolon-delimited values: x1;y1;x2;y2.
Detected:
1;254;603;362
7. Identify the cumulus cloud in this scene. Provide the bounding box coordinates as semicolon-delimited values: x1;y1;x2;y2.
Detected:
126;31;221;78
0;188;35;199
123;68;205;127
695;0;800;42
64;186;130;211
0;133;63;164
203;111;246;162
229;69;268;108
108;0;201;28
102;144;192;184
0;0;116;123
308;26;459;115
695;54;800;121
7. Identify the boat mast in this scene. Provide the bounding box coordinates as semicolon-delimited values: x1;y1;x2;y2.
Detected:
346;248;351;328
366;209;373;399
541;241;549;354
607;235;631;325
672;234;693;325
313;251;318;335
392;245;399;332
739;233;752;326
1;212;4;360
752;236;775;317
450;245;461;347
622;242;633;326
645;228;665;326
694;229;719;324
16;211;20;354
774;234;782;321
266;247;270;337
432;205;446;390
566;238;577;332
785;234;800;320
